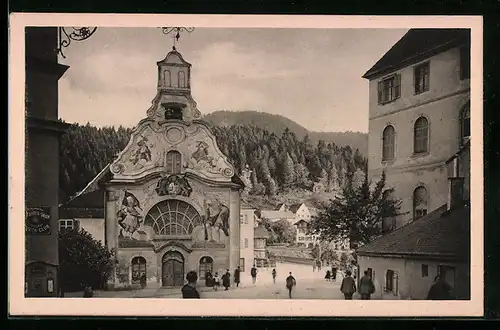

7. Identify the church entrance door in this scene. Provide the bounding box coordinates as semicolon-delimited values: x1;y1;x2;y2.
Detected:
162;251;185;287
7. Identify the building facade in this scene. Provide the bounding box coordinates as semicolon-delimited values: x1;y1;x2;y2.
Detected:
104;48;243;289
253;225;270;267
363;29;470;229
25;27;70;297
239;201;256;273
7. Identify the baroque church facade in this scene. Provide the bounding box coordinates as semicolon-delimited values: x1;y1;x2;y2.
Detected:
104;48;243;289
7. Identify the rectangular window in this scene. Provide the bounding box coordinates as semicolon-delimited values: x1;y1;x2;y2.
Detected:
240;215;244;224
414;62;430;94
59;219;74;231
386;269;395;292
422;264;429;277
377;74;401;104
166;151;182;174
460;46;470;80
244;238;248;248
239;258;245;272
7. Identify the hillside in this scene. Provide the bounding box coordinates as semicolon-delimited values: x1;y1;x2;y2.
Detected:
203;110;368;155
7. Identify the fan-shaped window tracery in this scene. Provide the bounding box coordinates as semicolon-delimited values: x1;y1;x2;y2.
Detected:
144;200;201;236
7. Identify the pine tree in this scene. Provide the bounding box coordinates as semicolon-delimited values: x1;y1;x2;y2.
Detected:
279;152;295;187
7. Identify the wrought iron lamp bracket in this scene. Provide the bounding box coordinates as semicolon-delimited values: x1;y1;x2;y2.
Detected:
57;27;98;58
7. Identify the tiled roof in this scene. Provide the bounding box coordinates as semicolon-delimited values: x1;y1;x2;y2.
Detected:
362;28;470;79
293;219;310;226
260;210;295;219
357;203;470;261
63;189;105;208
254;225;270;239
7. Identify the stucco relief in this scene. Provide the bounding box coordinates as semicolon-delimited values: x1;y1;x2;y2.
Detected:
116;190;144;240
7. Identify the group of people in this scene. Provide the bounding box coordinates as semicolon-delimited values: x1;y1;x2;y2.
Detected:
204;269;233;291
339;270;374;300
324;267;338;282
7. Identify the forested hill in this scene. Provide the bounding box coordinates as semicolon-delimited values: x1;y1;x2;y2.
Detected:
203;110;368;154
59;122;368;204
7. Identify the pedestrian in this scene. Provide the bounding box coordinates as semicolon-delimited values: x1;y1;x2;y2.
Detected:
140;274;147;289
250;265;258;285
272;268;277;284
205;270;213;287
222;269;231;291
181;271;200;299
213;272;220;291
285;272;296;299
340;270;356;300
427;275;454;300
358;270;375;300
82;284;93;298
234;266;241;288
332;267;337;282
325;270;331;282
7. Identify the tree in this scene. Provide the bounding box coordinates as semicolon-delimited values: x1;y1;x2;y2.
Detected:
59;228;115;292
294;163;310;186
271;219;297;245
309;171;404;247
279;152;295;187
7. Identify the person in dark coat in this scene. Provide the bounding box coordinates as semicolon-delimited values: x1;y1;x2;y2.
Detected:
358;270;375;300
250;265;258;285
325;270;331;281
222;269;231;291
331;267;337;282
83;284;94;298
272;268;277;284
205;270;213;287
340;270;357;300
427;275;454;300
285;272;297;299
234;266;241;288
181;271;200;299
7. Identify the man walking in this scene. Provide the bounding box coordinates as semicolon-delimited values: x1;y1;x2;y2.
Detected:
222;269;231;291
272;268;277;284
181;271;200;299
285;272;296;299
234;266;241;288
358;270;375;300
340;270;356;300
250;265;258;285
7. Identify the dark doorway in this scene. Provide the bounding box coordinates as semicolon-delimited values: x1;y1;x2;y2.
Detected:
162;251;185;287
199;256;213;280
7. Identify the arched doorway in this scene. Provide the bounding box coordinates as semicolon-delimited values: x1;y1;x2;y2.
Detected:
162;251;184;287
199;256;213;280
131;256;147;284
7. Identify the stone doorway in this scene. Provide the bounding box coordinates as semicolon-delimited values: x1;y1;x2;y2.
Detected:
161;251;185;287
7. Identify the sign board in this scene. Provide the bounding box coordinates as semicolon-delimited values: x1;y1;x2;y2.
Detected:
26;207;52;235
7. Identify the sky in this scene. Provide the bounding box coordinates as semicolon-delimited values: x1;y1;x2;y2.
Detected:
58;28;408;133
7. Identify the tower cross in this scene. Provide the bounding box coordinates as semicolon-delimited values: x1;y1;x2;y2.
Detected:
160;27;195;51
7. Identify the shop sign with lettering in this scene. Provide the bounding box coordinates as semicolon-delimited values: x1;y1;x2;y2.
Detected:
26;207;52;235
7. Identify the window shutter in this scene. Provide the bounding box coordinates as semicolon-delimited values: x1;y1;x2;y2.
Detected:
394;271;399;296
394;74;401;98
377;81;383;104
74;220;81;232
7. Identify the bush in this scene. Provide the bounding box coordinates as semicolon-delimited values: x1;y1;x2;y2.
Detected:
59;228;114;292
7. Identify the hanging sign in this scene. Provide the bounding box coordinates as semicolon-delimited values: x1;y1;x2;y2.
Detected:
26;207;52;235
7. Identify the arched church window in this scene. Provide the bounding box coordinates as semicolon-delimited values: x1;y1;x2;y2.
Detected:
164;70;171;87
199;256;213;280
166;150;182;175
413;186;428;220
144;200;201;236
178;71;186;88
414;117;429;154
131;256;146;284
382;125;395;161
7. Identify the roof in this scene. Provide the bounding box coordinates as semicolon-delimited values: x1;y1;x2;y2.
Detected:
289;203;304;213
63;164;111;206
260;210;295;219
357;203;470;261
362;29;471;80
294;219;310;226
59;189;105;218
254;225;270;239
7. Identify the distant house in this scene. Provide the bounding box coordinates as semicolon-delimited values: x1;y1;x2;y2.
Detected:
356;142;470;300
293;219;318;248
253;224;270;267
58;164;111;244
257;209;296;225
240;200;257;274
289;202;312;222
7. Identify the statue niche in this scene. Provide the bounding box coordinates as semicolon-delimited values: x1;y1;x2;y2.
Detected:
155;174;192;197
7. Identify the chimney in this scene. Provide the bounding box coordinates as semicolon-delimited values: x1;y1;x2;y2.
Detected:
448;176;465;211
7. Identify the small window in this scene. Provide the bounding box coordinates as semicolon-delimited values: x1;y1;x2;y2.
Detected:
244;214;248;224
422;264;429;277
413;186;428;220
240;215;244;224
382;125;395;161
377;74;401;104
131;257;147;284
386;269;395;292
414;62;430;94
460;46;470;80
166;150;182;175
59;219;74;231
244;238;249;248
164;70;171;87
414;117;429;154
239;258;245;272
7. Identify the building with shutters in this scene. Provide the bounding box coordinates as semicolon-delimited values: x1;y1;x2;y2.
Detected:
363;29;471;230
